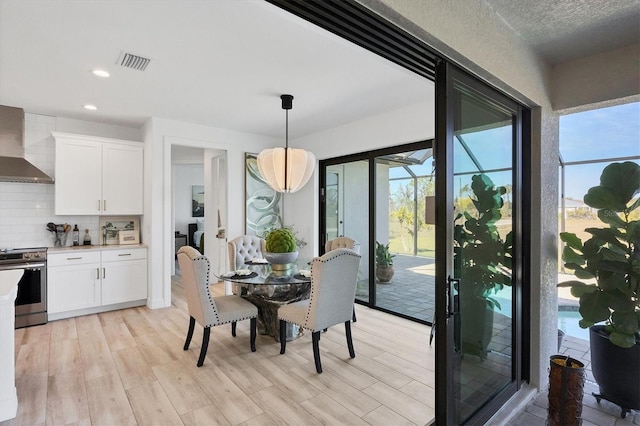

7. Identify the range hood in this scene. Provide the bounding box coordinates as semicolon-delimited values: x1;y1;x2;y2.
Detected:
0;105;54;183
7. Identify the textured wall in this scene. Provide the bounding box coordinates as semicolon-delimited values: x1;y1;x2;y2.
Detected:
552;43;640;110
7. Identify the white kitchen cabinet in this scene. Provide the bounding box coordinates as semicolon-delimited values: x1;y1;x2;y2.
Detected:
47;247;147;320
52;132;144;215
47;251;101;314
101;248;147;305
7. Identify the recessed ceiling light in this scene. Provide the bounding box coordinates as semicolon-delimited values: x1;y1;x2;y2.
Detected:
83;104;98;111
91;69;110;78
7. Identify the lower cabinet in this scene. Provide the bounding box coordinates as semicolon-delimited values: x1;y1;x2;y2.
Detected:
48;247;147;318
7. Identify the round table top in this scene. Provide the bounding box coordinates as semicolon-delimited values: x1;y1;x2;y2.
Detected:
216;264;310;285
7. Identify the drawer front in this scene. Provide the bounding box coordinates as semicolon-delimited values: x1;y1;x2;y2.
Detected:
48;251;101;266
102;248;147;262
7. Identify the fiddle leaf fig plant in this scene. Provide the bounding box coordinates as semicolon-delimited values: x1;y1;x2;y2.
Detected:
455;174;512;309
559;161;640;348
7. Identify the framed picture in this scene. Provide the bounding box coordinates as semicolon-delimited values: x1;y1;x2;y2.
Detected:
100;216;140;245
245;153;282;236
192;185;204;217
118;230;140;245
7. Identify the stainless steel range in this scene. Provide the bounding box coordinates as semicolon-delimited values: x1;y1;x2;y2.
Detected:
0;247;47;328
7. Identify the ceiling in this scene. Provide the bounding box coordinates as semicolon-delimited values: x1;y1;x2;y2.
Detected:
0;0;637;139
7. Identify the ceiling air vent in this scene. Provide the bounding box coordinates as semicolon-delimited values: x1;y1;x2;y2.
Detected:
117;51;151;71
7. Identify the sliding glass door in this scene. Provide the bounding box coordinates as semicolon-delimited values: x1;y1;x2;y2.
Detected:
320;142;433;323
435;61;523;424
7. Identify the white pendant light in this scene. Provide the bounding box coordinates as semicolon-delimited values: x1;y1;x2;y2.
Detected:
257;95;315;193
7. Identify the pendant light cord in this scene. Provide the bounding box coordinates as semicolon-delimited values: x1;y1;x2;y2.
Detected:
284;107;289;192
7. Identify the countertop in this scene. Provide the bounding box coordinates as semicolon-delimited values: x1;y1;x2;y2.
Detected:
47;244;147;254
0;270;22;301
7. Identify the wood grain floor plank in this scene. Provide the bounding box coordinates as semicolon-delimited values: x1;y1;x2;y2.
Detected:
85;372;136;426
48;338;82;376
126;380;183;425
288;366;381;418
111;346;157;390
249;386;323;426
50;318;78;341
15;342;49;376
299;392;370;426
135;332;178;367
190;364;263;425
75;315;105;342
102;322;136;352
362;404;416;426
179;403;232;426
152;360;212;415
45;369;90;426
362;381;433;425
11;372;48;425
78;337;117;380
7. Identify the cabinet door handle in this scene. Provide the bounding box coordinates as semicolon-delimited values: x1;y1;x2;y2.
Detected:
67;256;82;260
102;267;106;279
96;268;100;279
118;253;132;257
98;200;101;211
103;200;106;211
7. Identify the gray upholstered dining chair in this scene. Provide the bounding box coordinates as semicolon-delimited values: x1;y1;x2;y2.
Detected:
228;235;267;270
278;248;361;373
325;236;360;254
177;246;258;367
325;236;360;322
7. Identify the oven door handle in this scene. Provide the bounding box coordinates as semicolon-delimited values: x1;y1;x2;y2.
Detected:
0;263;46;271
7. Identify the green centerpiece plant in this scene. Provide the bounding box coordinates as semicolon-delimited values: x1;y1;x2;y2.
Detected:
263;227;299;273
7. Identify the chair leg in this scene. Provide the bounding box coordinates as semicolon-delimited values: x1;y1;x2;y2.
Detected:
184;316;195;350
312;331;322;373
279;320;287;354
231;321;237;337
352;306;357;323
250;318;256;352
345;321;355;358
197;327;210;367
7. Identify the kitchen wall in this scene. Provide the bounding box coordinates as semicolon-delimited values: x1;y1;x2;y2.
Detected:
0;112;141;249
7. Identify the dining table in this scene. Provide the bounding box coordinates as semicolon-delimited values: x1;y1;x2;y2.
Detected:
217;261;311;342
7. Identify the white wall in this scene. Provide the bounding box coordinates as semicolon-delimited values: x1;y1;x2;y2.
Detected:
0;113;140;249
143;117;278;308
173;164;203;237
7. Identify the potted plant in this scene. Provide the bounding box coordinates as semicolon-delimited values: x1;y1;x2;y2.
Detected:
375;241;395;283
263;227;299;274
558;161;639;418
454;174;512;359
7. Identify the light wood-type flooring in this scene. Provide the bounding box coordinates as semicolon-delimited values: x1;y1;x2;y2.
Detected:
3;276;435;426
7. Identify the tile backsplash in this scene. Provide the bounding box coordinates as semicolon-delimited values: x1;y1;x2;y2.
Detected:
0;113;100;249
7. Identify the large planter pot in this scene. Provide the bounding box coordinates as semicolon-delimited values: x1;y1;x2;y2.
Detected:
375;265;394;283
590;325;640;417
456;296;494;360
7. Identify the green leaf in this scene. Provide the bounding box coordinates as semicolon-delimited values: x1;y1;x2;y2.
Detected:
585;186;625;211
578;318;595;329
585;228;625;250
599;162;640;207
560;232;583;250
579;291;611;323
597;209;626;228
611;310;639;335
610;331;637;348
562;246;584;265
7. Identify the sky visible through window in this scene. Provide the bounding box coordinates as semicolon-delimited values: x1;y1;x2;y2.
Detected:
560;102;640;200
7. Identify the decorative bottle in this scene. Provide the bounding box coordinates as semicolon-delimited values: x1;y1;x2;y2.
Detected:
83;229;92;246
72;225;80;246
